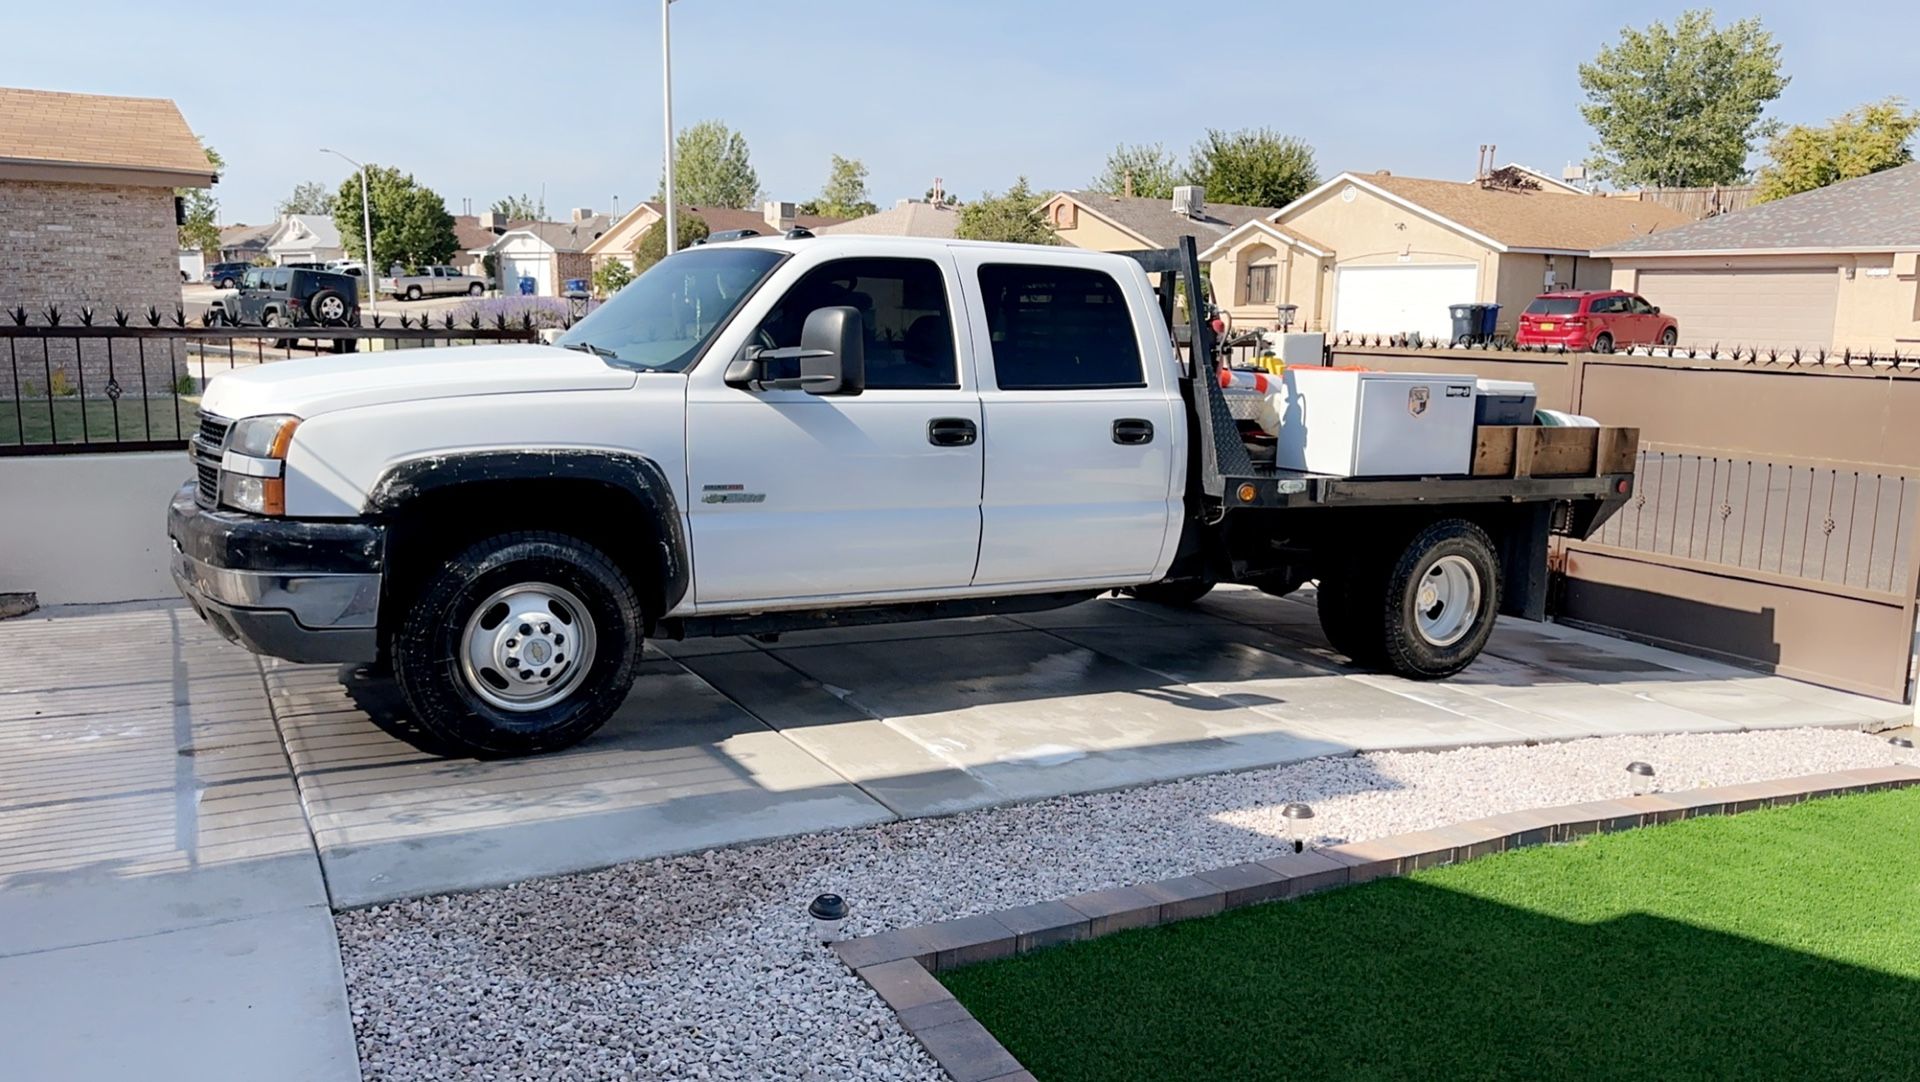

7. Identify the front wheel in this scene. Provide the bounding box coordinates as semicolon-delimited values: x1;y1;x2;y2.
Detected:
468;282;484;296
1659;327;1678;347
406;285;423;301
392;531;643;757
1592;332;1614;354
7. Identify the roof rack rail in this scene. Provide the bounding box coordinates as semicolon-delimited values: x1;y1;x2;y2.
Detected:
785;226;815;240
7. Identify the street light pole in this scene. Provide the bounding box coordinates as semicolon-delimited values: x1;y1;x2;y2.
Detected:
320;147;380;316
662;0;678;255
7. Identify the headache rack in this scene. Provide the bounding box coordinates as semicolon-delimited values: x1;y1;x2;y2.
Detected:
1119;238;1636;542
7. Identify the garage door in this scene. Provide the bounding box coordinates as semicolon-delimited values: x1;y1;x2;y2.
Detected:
499;253;555;296
1637;268;1839;351
1332;264;1479;341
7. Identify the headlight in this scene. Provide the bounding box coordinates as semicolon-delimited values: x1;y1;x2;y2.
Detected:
218;415;300;515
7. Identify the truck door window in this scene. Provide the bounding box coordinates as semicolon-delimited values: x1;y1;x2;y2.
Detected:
976;264;1144;390
754;257;957;389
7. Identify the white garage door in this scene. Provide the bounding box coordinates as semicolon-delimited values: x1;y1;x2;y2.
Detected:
499;252;555;297
1333;264;1479;342
1636;268;1839;351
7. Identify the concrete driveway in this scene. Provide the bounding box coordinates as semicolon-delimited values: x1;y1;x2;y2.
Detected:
1;587;1909;1080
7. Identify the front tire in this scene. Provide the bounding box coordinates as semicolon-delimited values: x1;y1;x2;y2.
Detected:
1592;332;1614;354
1659;327;1678;347
407;285;423;301
468;282;484;296
392;531;642;758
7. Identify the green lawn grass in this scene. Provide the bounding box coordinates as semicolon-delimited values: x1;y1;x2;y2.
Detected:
942;789;1920;1082
0;397;197;447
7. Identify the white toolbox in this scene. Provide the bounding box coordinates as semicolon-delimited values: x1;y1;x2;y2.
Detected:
1271;368;1476;476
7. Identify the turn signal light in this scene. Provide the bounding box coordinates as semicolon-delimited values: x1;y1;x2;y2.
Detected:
1237;483;1258;503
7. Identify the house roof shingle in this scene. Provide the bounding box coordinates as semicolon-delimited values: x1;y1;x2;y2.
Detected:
509;215;616;253
1355;173;1693;252
1600;162;1920;254
218;222;275;251
0;86;215;184
817;201;959;239
635;203;846;236
1058;190;1277;248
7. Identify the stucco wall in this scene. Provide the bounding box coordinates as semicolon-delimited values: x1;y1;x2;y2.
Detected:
1045;200;1149;253
0;452;190;603
0;180;181;315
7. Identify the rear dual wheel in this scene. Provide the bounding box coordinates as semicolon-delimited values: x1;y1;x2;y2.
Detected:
1315;518;1500;678
391;531;643;758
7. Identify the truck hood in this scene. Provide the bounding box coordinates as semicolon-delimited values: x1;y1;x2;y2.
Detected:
198;343;640;419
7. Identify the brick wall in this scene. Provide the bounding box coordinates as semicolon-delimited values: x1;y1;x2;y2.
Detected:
0;180;186;399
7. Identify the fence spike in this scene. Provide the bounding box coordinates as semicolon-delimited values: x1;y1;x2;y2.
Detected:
113;308;129;327
466;312;481;330
44;306;61;326
145;305;161;326
520;312;534;331
441;313;454;330
79;306;95;327
171;307;186;328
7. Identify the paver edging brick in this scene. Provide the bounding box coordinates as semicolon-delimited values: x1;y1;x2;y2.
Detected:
839;768;1920;1081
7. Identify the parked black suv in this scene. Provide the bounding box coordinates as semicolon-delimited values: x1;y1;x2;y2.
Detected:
212;266;360;330
206;261;253;289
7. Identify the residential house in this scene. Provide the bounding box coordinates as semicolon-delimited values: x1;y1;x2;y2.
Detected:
582;201;845;274
452;213;515;279
1200;170;1692;341
1040;189;1277;254
217;221;274;264
1596;162;1920;352
0;86;217;314
266;214;343;265
818;199;959;239
488;209;612;296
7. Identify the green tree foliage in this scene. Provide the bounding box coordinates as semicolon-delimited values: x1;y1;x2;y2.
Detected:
276;180;336;216
1755;97;1919;202
592;258;634;296
1183;129;1319;208
177;144;222;254
798;155;878;218
631;213;710;275
1578;10;1788;188
489;193;545;221
331;166;458;273
1089;142;1180;200
954;178;1056;245
657;121;759;209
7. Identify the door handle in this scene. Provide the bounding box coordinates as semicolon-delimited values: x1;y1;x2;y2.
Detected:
928;417;977;447
1112;418;1154;445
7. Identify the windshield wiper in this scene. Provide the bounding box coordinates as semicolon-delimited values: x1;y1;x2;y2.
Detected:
562;341;616;358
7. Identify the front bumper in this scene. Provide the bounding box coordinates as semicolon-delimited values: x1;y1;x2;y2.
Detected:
167;483;385;663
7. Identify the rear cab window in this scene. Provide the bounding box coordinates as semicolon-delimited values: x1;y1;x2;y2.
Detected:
976;264;1144;390
1525;297;1581;316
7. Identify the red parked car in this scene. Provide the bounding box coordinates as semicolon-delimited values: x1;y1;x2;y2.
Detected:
1515;290;1678;353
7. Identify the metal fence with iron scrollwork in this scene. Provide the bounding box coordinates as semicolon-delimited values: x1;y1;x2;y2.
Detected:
1;304;545;455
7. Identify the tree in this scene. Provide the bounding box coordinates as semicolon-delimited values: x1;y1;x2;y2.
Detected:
592;258;634;297
277;180;336;216
1578;10;1788;188
798;155;877;218
489;193;545;221
1755;97;1919;202
177;144;222;255
331;166;458;273
657;121;759;209
631;213;710;275
954;178;1056;245
1090;142;1180;200
1183;128;1319;208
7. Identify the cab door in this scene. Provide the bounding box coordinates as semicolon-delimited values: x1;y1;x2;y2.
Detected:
950;249;1182;587
684;251;984;606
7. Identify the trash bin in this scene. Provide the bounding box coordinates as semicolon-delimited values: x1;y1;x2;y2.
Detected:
517;276;536;296
564;278;588;294
1449;303;1499;345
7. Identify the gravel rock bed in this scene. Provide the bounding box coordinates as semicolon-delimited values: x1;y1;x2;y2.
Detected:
339;728;1910;1081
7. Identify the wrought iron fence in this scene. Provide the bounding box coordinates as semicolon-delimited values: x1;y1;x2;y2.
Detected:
1326;332;1920;370
1591;449;1916;595
2;305;542;455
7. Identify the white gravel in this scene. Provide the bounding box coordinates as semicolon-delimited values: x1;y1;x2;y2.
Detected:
339;728;1912;1081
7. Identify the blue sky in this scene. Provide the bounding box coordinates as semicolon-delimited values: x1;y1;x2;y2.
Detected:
11;1;1918;223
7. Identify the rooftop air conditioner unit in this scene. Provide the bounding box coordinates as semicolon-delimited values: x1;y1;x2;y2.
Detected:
1172;185;1205;218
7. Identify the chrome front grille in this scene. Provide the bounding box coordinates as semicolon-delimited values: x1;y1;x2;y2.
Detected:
192;411;231;507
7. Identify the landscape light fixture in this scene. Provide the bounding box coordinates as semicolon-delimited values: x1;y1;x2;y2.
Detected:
808;893;849;943
1890;736;1915;751
1626;761;1656;796
1280;802;1315;853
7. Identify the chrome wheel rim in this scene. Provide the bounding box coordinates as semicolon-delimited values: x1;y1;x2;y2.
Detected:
317;295;345;321
1414;555;1481;647
457;582;597;712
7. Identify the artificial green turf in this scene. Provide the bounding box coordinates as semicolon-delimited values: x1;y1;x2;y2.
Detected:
941;788;1920;1082
0;396;196;447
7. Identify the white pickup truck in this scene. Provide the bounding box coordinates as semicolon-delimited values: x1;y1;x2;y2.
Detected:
378;265;487;300
168;236;1636;757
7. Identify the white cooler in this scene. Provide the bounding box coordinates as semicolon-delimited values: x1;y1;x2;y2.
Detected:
1269;368;1476;476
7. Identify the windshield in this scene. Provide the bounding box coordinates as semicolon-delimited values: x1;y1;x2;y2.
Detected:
1525;297;1581;316
555;247;784;371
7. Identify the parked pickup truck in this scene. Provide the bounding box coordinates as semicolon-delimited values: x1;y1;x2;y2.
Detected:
379;265;487;300
168;236;1637;758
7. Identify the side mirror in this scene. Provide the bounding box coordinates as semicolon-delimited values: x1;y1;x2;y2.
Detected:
724;305;865;395
1652;306;1661;315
